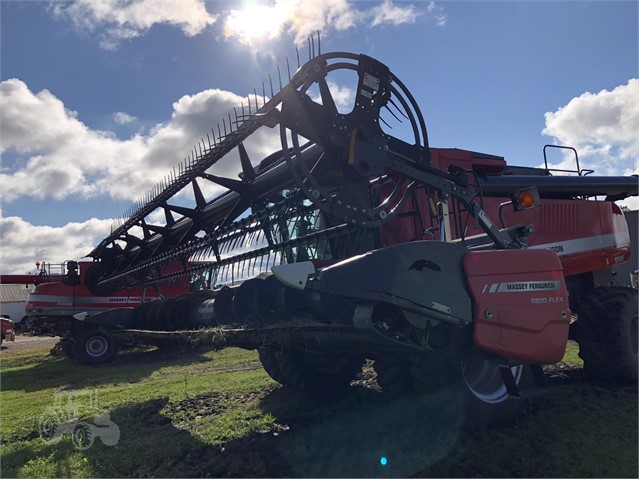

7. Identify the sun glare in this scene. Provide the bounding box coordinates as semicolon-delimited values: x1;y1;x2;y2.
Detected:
225;3;293;44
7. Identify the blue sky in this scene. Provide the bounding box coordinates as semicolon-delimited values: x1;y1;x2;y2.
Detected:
1;1;637;273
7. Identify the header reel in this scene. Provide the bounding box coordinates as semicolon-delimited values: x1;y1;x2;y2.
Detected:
278;52;430;227
90;48;521;289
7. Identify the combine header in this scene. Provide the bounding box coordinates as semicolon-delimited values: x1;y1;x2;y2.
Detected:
42;42;637;414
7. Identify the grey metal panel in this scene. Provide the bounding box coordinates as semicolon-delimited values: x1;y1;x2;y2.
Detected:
0;302;27;321
0;284;34;303
593;210;638;288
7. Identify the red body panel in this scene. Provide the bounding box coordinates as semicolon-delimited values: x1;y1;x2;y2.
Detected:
379;148;631;278
464;249;571;364
26;261;190;318
470;198;631;277
0;274;64;285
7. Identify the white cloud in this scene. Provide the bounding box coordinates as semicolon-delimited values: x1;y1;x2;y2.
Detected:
542;78;639;209
542;79;638;174
224;0;440;46
310;80;355;113
113;111;137;124
0;79;283;271
0;79;281;204
426;1;447;27
371;0;420;27
0;214;113;274
49;0;217;50
50;1;445;49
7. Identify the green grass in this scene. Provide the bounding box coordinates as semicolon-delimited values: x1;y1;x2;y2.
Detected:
0;339;636;478
561;340;583;366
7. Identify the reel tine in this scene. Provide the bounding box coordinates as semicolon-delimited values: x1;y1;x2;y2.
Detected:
311;34;315;58
380;115;393;130
253;88;258;111
384;104;403;123
388;97;410;120
277;65;282;91
228;112;233;132
295;46;300;68
262;81;266;105
286;56;291;81
317;30;321;55
307;37;311;61
268;73;274;97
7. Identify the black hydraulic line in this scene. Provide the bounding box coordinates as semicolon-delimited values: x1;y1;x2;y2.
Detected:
477;174;638;199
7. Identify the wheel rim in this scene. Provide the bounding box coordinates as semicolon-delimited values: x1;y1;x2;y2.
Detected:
86;336;108;358
461;360;523;404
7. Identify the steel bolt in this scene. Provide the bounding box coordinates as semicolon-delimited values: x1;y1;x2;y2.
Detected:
485;310;493;320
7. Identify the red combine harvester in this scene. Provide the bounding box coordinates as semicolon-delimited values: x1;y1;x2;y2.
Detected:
32;48;637;420
1;260;196;363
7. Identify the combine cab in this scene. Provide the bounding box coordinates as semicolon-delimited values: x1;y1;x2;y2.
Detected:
62;46;635;415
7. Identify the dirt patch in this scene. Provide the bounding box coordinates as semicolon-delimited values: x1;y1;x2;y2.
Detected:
0;334;57;355
543;362;586;385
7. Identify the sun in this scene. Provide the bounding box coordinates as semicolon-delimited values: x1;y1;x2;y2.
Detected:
224;2;293;45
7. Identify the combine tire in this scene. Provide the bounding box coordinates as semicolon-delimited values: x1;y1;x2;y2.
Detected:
455;359;535;427
73;329;118;365
376;353;533;427
373;355;415;395
259;348;364;393
258;347;289;385
51;338;75;359
575;287;638;383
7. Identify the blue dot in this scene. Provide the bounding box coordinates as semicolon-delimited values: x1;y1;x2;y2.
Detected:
380;457;388;466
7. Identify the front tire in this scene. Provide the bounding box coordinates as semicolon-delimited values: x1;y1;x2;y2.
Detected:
259;348;364;393
375;353;533;427
258;347;289;385
73;329;118;365
575;287;638;383
373;355;413;395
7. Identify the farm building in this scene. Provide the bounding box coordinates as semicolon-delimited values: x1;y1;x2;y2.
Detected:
0;284;34;323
